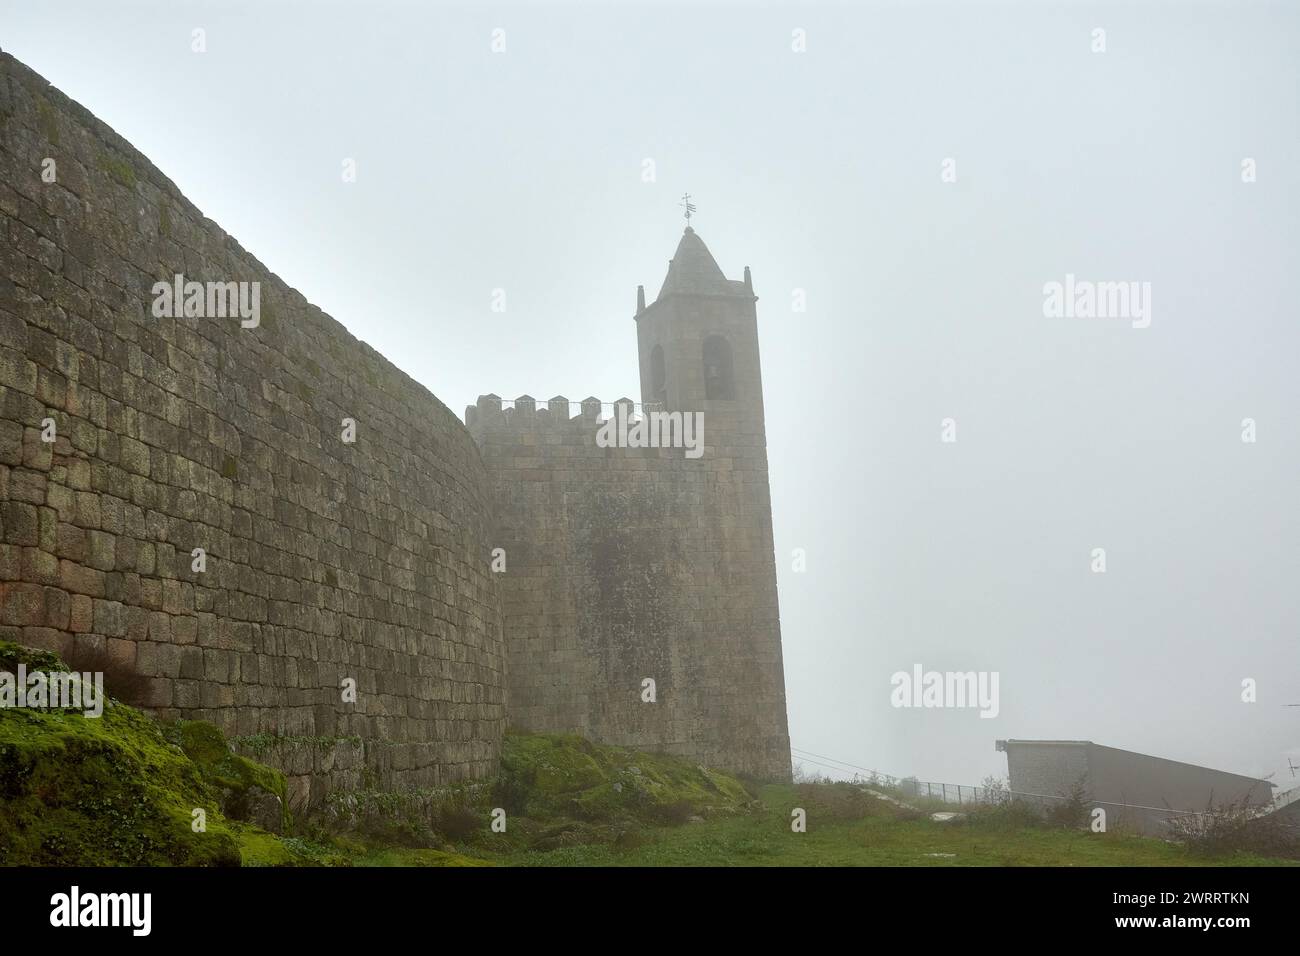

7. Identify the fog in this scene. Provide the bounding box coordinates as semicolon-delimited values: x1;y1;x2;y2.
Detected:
5;0;1296;791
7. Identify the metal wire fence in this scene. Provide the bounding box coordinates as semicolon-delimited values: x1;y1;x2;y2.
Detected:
789;748;1251;819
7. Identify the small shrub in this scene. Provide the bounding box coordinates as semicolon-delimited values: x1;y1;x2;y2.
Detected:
491;769;532;817
966;799;1044;829
0;641;65;674
1167;798;1299;859
792;762;830;784
60;642;153;709
1044;775;1091;829
978;775;1010;804
435;802;483;842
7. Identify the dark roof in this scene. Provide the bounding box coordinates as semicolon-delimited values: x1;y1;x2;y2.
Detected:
1002;739;1275;789
655;227;746;300
1003;739;1091;746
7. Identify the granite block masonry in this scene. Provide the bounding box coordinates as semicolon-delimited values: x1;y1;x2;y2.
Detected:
0;50;791;798
0;51;505;804
467;227;792;781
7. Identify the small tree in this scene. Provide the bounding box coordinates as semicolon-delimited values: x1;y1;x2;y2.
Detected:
1045;774;1091;828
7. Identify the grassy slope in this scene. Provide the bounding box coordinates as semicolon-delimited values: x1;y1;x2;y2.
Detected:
1;641;1291;867
464;783;1293;868
324;735;1293;867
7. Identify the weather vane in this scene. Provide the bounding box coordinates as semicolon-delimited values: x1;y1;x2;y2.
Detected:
679;192;696;227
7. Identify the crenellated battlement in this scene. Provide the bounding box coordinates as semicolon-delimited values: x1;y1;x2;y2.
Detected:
465;394;665;431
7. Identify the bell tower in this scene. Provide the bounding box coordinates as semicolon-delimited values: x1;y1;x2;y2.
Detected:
472;215;792;780
628;222;791;779
633;226;766;440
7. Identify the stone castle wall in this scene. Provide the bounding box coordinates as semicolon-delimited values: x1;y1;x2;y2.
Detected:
467;395;791;780
0;52;507;803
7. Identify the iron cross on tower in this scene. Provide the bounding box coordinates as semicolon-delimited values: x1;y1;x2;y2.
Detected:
679;193;696;227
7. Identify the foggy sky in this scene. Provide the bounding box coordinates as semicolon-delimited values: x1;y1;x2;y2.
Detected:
4;0;1297;791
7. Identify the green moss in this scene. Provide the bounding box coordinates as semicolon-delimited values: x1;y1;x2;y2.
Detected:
97;151;137;189
236;826;302;866
351;847;494;867
220;454;238;480
159;204;172;237
35;95;59;145
0;638;292;866
0;704;243;865
162;719;288;832
498;730;753;824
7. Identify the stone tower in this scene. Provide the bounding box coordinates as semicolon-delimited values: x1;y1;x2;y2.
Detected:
468;226;792;780
634;225;766;433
